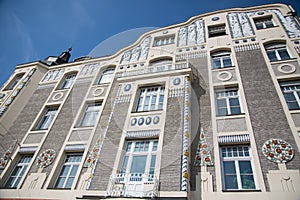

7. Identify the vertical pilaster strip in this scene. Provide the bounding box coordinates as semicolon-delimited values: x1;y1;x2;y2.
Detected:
181;76;191;191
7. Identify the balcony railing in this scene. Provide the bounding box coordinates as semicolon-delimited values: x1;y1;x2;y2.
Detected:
107;173;159;198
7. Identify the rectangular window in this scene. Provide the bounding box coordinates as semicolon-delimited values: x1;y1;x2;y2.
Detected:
36;107;59;130
54;154;82;189
265;43;291;61
216;88;241;116
221;146;256;190
80;103;101;127
211;51;233;69
208;24;226;37
120;140;158;182
254;16;274;30
280;81;300;110
61;73;77;89
136;86;165;112
98;69;115;84
153;35;175;47
4;155;33;189
4;73;25;91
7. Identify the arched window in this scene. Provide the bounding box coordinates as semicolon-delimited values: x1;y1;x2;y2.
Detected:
61;73;77;89
265;43;291;61
211;51;232;69
98;68;115;84
4;73;25;91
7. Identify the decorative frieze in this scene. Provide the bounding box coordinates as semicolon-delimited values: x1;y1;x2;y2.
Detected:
0;140;18;168
126;130;160;138
42;68;64;82
168;88;184;97
227;12;254;39
79;63;100;77
178;19;205;47
175;51;207;62
218;134;250;144
120;36;151;64
116;94;132;103
234;43;260;52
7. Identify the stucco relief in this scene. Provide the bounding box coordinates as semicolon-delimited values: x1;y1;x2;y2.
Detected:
178;19;205;47
120;36;151;64
227;12;254;38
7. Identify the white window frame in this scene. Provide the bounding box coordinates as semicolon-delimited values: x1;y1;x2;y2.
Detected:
61;73;77;89
280;81;300;110
254;16;275;30
135;86;165;112
221;146;257;190
120;140;158;181
211;51;233;69
265;43;291;61
54;153;82;189
80;102;102;127
98;69;115;84
4;155;33;189
4;73;24;91
216;88;242;116
36;107;59;130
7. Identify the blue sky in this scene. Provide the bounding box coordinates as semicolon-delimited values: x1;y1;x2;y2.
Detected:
0;0;299;86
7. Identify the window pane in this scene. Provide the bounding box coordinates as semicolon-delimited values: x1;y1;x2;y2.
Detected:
241;175;255;189
223;161;238;189
213;59;221;69
223;57;232;67
267;51;277;61
150;95;157;110
55;177;66;188
278;49;290;60
223;161;236;174
144;96;150;111
65;177;74;189
121;156;129;173
130;156;147;174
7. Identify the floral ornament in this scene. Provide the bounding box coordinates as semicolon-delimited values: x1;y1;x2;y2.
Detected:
84;138;102;168
0;141;18;168
262;139;294;163
36;149;56;168
194;128;213;166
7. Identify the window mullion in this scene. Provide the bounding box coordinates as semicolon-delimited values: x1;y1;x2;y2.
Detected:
294;91;300;107
226;97;231;115
235;160;242;189
64;164;72;188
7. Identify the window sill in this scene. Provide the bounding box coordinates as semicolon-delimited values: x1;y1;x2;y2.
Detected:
73;126;94;130
222;189;261;192
216;113;245;119
289;109;300;114
131;109;163;114
47;187;71;190
269;57;297;64
212;66;235;71
256;25;279;30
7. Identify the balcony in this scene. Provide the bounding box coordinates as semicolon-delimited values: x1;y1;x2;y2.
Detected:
107;173;159;198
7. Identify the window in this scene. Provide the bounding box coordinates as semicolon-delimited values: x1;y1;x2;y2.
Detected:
4;155;33;189
221;146;256;190
120;140;158;181
153;35;175;47
254;16;274;30
265;43;291;61
208;24;226;37
4;73;24;91
80;103;101;127
280;81;300;110
61;73;77;89
36;107;59;130
216;88;241;116
54;154;82;189
211;51;233;69
98;69;115;84
136;86;165;112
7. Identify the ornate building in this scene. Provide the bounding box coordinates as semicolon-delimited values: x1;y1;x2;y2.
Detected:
0;3;300;200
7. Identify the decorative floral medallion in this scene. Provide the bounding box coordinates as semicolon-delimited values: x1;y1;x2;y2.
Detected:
262;139;294;163
124;84;131;92
153;116;160;124
194;128;213;166
138;117;144;126
130;118;137;126
36;149;56;168
145;117;152;125
173;78;181;86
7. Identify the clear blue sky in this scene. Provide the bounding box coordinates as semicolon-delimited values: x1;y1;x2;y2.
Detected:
0;0;299;86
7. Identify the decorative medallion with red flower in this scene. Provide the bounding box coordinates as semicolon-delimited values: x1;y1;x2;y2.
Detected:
0;141;18;168
36;149;56;168
262;139;294;163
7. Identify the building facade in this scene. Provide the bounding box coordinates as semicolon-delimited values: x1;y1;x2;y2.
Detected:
0;3;300;200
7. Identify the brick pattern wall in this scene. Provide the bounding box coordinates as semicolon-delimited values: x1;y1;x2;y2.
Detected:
236;49;300;191
159;97;183;191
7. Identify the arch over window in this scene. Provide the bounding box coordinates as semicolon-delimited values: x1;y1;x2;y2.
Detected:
60;72;77;89
264;42;291;62
98;68;115;84
149;57;173;67
211;50;233;69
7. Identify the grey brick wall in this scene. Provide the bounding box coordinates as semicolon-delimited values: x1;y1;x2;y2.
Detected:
0;86;53;176
89;82;129;191
159;97;183;191
28;80;91;177
236;49;300;191
189;57;215;192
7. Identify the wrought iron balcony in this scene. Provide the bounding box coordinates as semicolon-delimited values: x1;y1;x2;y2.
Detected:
106;173;159;198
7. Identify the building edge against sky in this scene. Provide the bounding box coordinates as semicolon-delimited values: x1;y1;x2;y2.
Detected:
0;3;299;200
